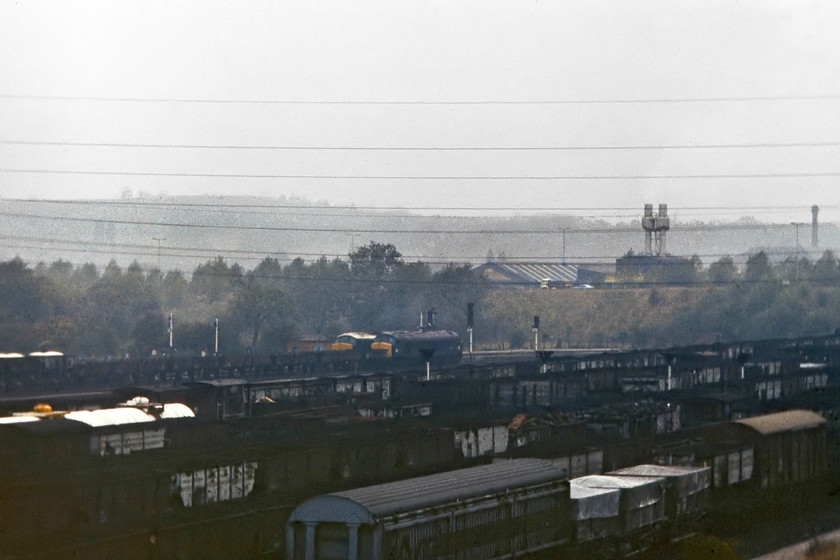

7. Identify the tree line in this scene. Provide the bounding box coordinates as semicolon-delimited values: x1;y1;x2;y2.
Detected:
1;245;838;357
0;242;481;358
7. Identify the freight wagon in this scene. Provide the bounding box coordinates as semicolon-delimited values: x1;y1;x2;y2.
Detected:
570;474;666;553
286;459;571;560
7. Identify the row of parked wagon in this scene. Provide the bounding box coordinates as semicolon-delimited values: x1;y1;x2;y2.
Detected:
285;458;711;560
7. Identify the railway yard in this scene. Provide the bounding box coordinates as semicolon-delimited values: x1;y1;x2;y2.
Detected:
4;3;840;557
1;330;840;559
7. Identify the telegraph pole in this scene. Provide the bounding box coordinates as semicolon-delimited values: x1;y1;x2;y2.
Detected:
152;237;166;268
791;222;803;255
532;315;540;350
557;228;568;263
466;303;475;355
214;318;219;355
791;222;804;282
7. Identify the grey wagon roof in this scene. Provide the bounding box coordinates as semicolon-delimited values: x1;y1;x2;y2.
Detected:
289;459;566;524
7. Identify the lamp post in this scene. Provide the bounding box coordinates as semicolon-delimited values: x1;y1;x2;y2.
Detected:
791;222;803;254
214;318;219;355
561;228;567;263
152;237;166;268
791;222;804;282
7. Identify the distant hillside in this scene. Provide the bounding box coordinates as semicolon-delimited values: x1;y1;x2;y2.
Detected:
3;195;837;273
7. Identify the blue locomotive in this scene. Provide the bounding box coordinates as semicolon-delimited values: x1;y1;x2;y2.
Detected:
370;329;462;367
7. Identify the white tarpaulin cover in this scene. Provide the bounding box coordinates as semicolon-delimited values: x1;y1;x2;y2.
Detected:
570;482;620;520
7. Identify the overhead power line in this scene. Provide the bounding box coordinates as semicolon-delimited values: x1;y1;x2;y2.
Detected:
2;232;805;266
0;201;641;221
0;210;594;233
4;139;840;151
1;210;831;234
5;198;835;215
2;93;840;105
4;169;840;180
3;199;833;223
1;233;828;286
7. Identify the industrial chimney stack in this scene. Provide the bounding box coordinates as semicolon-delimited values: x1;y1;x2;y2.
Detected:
812;205;819;248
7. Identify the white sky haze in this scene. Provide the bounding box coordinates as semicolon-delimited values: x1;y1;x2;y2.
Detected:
1;1;839;222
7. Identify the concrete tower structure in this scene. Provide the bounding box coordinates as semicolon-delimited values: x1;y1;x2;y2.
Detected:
642;203;670;255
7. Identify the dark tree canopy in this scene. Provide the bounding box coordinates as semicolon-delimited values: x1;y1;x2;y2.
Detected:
709;256;737;284
744;251;774;282
350;241;404;277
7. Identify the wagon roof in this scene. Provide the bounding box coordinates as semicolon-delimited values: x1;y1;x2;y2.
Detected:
378;329;460;340
288;459;566;524
337;332;376;339
735;409;825;435
608;464;710;477
64;402;194;427
572;474;665;489
569;483;620;500
0;402;195;432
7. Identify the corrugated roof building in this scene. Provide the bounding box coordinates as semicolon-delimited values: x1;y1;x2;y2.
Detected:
472;262;606;288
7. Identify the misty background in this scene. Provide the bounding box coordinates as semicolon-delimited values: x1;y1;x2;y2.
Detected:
2;1;839;224
0;196;836;273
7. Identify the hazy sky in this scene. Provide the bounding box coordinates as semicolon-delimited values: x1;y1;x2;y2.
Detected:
1;0;839;222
